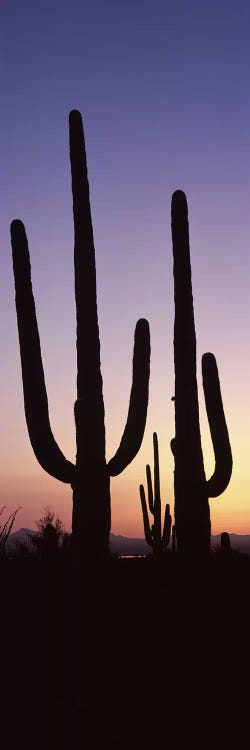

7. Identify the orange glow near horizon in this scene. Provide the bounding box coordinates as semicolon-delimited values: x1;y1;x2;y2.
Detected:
3;433;250;539
1;333;249;540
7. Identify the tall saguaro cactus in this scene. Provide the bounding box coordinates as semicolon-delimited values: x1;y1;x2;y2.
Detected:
11;110;150;563
139;432;172;557
171;190;232;556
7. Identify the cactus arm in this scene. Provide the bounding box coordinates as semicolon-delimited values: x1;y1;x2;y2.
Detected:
202;353;232;497
162;503;172;548
139;484;152;547
11;220;75;484
107;318;150;476
153;432;161;543
146;464;154;514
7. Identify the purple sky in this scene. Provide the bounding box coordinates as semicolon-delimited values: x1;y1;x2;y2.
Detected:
0;0;249;536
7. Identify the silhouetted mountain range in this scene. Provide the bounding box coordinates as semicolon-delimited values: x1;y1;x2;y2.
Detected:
5;527;250;556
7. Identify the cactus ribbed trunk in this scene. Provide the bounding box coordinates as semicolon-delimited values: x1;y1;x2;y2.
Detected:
72;400;110;563
172;191;210;556
70;111;111;562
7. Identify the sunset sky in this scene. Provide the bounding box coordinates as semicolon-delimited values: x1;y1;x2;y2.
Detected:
0;0;249;538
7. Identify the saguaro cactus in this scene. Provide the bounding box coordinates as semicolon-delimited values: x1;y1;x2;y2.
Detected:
171;190;232;556
139;432;172;557
220;531;232;556
11;110;150;563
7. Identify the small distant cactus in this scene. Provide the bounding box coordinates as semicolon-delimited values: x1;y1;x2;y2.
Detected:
139;432;172;558
220;531;232;556
42;523;59;561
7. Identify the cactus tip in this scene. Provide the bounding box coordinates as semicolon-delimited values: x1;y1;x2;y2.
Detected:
171;190;188;215
69;109;82;122
202;352;217;369
10;219;25;236
135;318;150;336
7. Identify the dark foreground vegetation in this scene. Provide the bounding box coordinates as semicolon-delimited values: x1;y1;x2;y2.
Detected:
2;550;250;749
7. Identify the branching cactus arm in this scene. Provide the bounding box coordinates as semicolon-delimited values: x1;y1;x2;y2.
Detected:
139;484;153;547
107;318;150;476
11;221;75;484
152;431;161;544
202;353;232;497
146;463;154;513
162;504;172;548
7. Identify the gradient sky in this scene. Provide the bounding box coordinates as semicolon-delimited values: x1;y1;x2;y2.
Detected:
0;0;249;537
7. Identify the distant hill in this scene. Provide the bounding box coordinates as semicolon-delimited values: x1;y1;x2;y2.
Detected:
109;533;149;555
5;528;150;556
5;527;40;556
5;528;250;556
211;533;250;555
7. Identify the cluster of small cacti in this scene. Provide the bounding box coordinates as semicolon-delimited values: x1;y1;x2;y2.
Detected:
9;110;233;564
139;432;172;557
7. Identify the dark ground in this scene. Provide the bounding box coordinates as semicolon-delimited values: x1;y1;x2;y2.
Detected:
2;554;250;749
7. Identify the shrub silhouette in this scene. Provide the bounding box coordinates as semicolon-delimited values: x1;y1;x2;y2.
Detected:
10;110;150;564
170;191;232;556
35;505;63;538
0;505;21;556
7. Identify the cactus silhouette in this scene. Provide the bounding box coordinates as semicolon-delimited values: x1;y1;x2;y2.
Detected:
172;524;176;553
220;531;232;556
171;190;232;556
42;523;58;561
139;432;172;557
11;110;150;563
